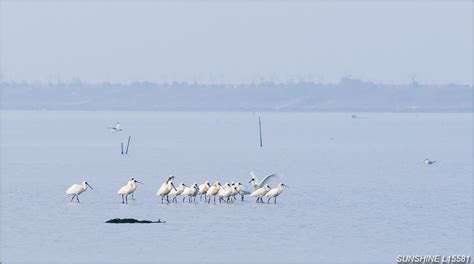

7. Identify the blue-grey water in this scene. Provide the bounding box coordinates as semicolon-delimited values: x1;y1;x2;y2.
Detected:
1;111;472;263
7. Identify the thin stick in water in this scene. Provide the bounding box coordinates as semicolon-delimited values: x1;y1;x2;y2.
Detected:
125;136;131;155
121;142;124;155
259;116;263;147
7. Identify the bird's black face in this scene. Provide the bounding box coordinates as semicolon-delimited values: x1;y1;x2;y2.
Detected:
207;182;211;187
249;178;255;183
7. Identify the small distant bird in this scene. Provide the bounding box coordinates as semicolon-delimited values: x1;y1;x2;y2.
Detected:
66;181;93;203
425;159;437;165
265;183;289;204
107;122;123;132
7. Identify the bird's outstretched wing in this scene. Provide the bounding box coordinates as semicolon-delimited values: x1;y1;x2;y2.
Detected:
257;173;278;188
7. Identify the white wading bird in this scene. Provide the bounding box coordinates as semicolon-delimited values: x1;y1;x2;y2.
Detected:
206;181;222;204
157;175;177;203
107;121;123;132
265;183;289;204
250;185;271;203
218;183;234;203
66;181;93;203
118;178;143;204
235;182;251;201
425;159;437;165
199;181;211;201
182;183;199;203
249;171;278;191
169;183;186;203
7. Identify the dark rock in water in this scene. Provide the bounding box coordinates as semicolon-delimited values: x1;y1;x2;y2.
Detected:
105;218;165;224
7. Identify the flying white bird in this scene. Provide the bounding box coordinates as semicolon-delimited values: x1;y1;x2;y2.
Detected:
425;159;437;165
157;175;177;203
265;183;289;204
206;181;222;204
250;185;271;203
249;171;278;191
66;181;93;203
107;121;123;132
117;178;143;204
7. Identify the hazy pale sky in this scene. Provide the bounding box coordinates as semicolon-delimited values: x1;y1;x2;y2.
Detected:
0;1;472;84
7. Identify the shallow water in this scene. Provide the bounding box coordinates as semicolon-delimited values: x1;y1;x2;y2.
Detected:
1;111;472;263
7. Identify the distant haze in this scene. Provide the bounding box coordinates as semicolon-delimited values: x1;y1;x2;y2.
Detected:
0;1;472;85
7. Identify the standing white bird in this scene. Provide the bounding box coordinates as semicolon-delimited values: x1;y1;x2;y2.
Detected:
107;121;123;132
182;183;199;203
66;181;94;203
199;181;211;201
206;181;222;204
250;185;271;203
425;159;437;165
117;178;143;204
218;183;234;203
265;183;289;204
169;183;186;203
249;171;278;191
157;175;177;203
235;182;251;201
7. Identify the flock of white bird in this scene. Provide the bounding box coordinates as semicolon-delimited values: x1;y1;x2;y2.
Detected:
66;172;289;204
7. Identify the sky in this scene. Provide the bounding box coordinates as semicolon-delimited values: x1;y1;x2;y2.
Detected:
0;1;472;84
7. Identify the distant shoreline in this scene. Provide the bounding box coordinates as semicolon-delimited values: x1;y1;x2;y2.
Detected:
2;77;472;112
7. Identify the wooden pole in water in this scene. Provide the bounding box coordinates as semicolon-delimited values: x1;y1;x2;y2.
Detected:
259;116;263;147
125;136;131;155
121;142;124;155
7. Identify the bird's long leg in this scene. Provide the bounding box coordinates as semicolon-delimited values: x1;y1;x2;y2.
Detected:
214;195;216;204
125;195;128;204
255;198;259;203
76;195;80;203
267;197;271;204
241;194;244;201
208;195;211;204
183;197;185;203
122;195;124;204
200;194;202;201
71;195;76;202
131;193;135;200
274;197;277;204
166;195;170;203
204;194;207;201
161;196;164;204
